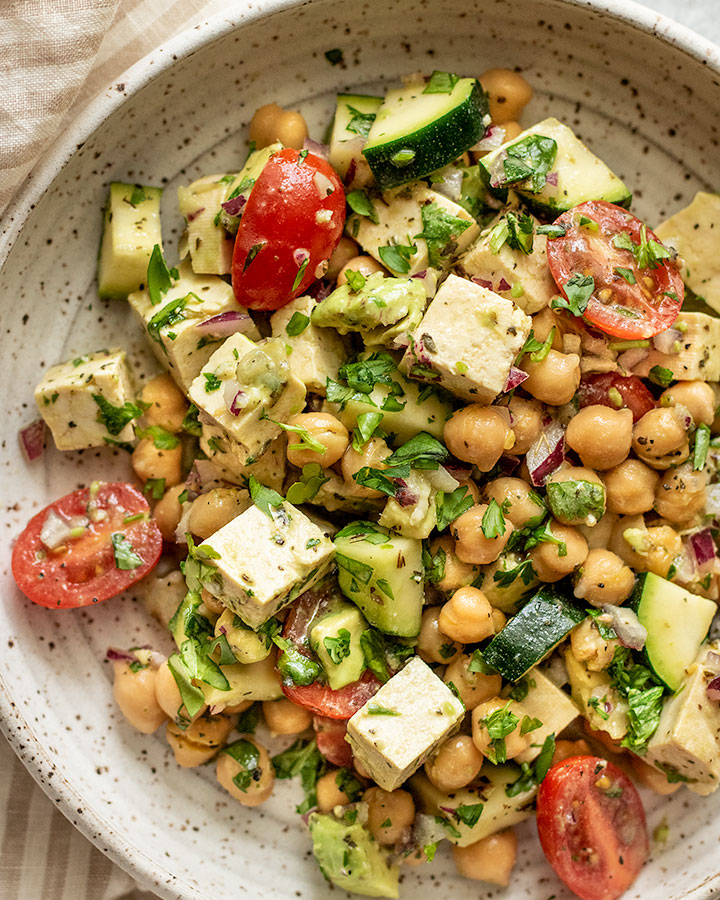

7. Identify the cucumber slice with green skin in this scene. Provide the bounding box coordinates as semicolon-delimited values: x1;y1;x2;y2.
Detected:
328;94;382;179
478;117;631;217
98;183;163;299
363;77;489;190
482;585;586;681
629;572;717;691
334;521;423;636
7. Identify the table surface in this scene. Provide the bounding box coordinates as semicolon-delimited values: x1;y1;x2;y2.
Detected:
2;0;718;898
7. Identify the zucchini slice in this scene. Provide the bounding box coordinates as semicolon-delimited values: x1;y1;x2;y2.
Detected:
362;75;488;190
328;93;382;178
483;585;586;681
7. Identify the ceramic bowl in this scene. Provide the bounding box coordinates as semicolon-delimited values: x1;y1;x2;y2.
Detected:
1;0;719;897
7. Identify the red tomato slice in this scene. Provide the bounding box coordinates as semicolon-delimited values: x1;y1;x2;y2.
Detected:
12;482;162;609
536;756;649;900
546;200;683;339
313;716;354;767
577;373;655;423
231;148;346;310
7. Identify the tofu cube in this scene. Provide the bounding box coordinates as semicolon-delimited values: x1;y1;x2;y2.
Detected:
128;259;261;392
633;312;720;382
645;643;720;795
200;429;287;492
188;333;306;466
458;212;556;314
200;502;335;628
515;668;579;764
347;184;479;277
270;295;347;395
401;274;532;403
346;656;464;791
34;349;136;451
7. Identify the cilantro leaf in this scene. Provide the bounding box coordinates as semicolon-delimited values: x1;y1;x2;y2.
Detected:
384;432;449;469
352;411;384;450
273;635;322;686
360;629;390;683
223;739;261;792
482;701;519;764
146;294;190;345
552;273;595;316
455;803;484;827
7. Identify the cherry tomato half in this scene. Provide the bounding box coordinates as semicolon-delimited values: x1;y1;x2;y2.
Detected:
536;756;649;900
314;716;354;767
577;372;655;423
231;148;346;310
546;200;684;339
12;482;162;608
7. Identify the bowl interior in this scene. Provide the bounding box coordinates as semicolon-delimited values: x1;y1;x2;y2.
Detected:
1;1;719;898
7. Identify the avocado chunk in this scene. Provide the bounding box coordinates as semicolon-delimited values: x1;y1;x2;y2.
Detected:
308;812;399;898
313;272;427;347
310;603;368;690
334;521;423;636
545;478;606;527
214;609;272;664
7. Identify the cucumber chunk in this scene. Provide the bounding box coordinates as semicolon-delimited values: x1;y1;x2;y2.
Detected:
328;93;382;179
629;572;716;691
363;76;488;190
334;521;423;636
483;585;586;681
97;182;163;299
478;117;631;216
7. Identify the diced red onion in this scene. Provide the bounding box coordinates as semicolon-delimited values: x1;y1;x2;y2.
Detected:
617;348;649;370
471;276;493;290
707;675;720;702
308;279;333;301
294;247;310;266
224;379;248;416
497;455;520;475
106;647;136;663
504;366;529;392
19;419;45;462
444;460;472;482
313;171;335;198
652;326;682;355
186;207;206;222
526;420;566;486
411;270;428;279
546;172;559;186
601;605;647;651
344;157;358;187
220;195;246;216
394;480;418;507
303;138;329;160
497;277;511;292
470;123;506;153
197;310;255;337
689;529;717;567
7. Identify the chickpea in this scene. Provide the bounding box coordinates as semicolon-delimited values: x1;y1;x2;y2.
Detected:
629;755;681;796
507;395;543;455
249;102;308;149
479;67;533;123
546;466;606;526
654;463;707;525
316;770;351;813
155;659;203;722
153;483;186;542
632;407;690;470
451;504;514;565
364;787;415;845
452;829;518;886
140;373;188;433
603;459;659;515
566;406;633;470
325;236;360;282
610;517;682;578
416;607;461;665
113;660;166;734
531;307;565;347
573;548;635;607
578;511;618;552
660;380;716;427
472;698;530;760
201;587;225;616
131;438;182;487
460;479;482;505
570;618;619;672
424;735;483;792
485;477;544;528
427;536;480;593
444;653;502;710
439;586;495;644
143;569;187;628
188;488;250;539
341;436;391;498
491;608;507;631
520;350;580;406
529;521;588;582
216;738;275;805
551;738;591;767
166;714;235;767
443;405;513;471
500;121;523;142
285;412;349;469
336;255;385;286
262;698;312;735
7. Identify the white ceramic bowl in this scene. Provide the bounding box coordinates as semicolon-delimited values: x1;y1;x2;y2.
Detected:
2;1;720;898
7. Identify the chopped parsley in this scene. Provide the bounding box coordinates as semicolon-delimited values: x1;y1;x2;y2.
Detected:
481;498;508;539
323;628;352;665
482;701;519;764
135;425;180;450
346;105;376;139
271;738;326;814
435;485;474;531
366;704;401;716
377;240;417;274
203;372;222;393
285;462;330;505
498;134;558;193
92;394;146;436
223;739;261;792
423;70;460;94
248;476;285;519
146;244;178;306
415;201;471;268
693;423;711;471
344;269;367;292
648;365;674;388
111;533;143;570
243;241;265;272
552;273;594;316
346;190;379;224
143;477;165;500
292;257;309;292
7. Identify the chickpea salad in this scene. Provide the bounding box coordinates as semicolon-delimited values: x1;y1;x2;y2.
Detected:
12;67;720;900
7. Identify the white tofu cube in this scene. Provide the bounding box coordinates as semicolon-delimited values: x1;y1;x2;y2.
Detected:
515;668;579;764
34;349;136;451
458;212;556;314
346;656;465;791
200;428;287;493
270;295;347;395
200;502;335;628
633;312;720;383
348;184;479;277
188;333;306;466
401;274;532;403
128;259;261;392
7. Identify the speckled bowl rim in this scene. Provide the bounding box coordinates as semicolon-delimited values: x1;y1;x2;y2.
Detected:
2;1;720;897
